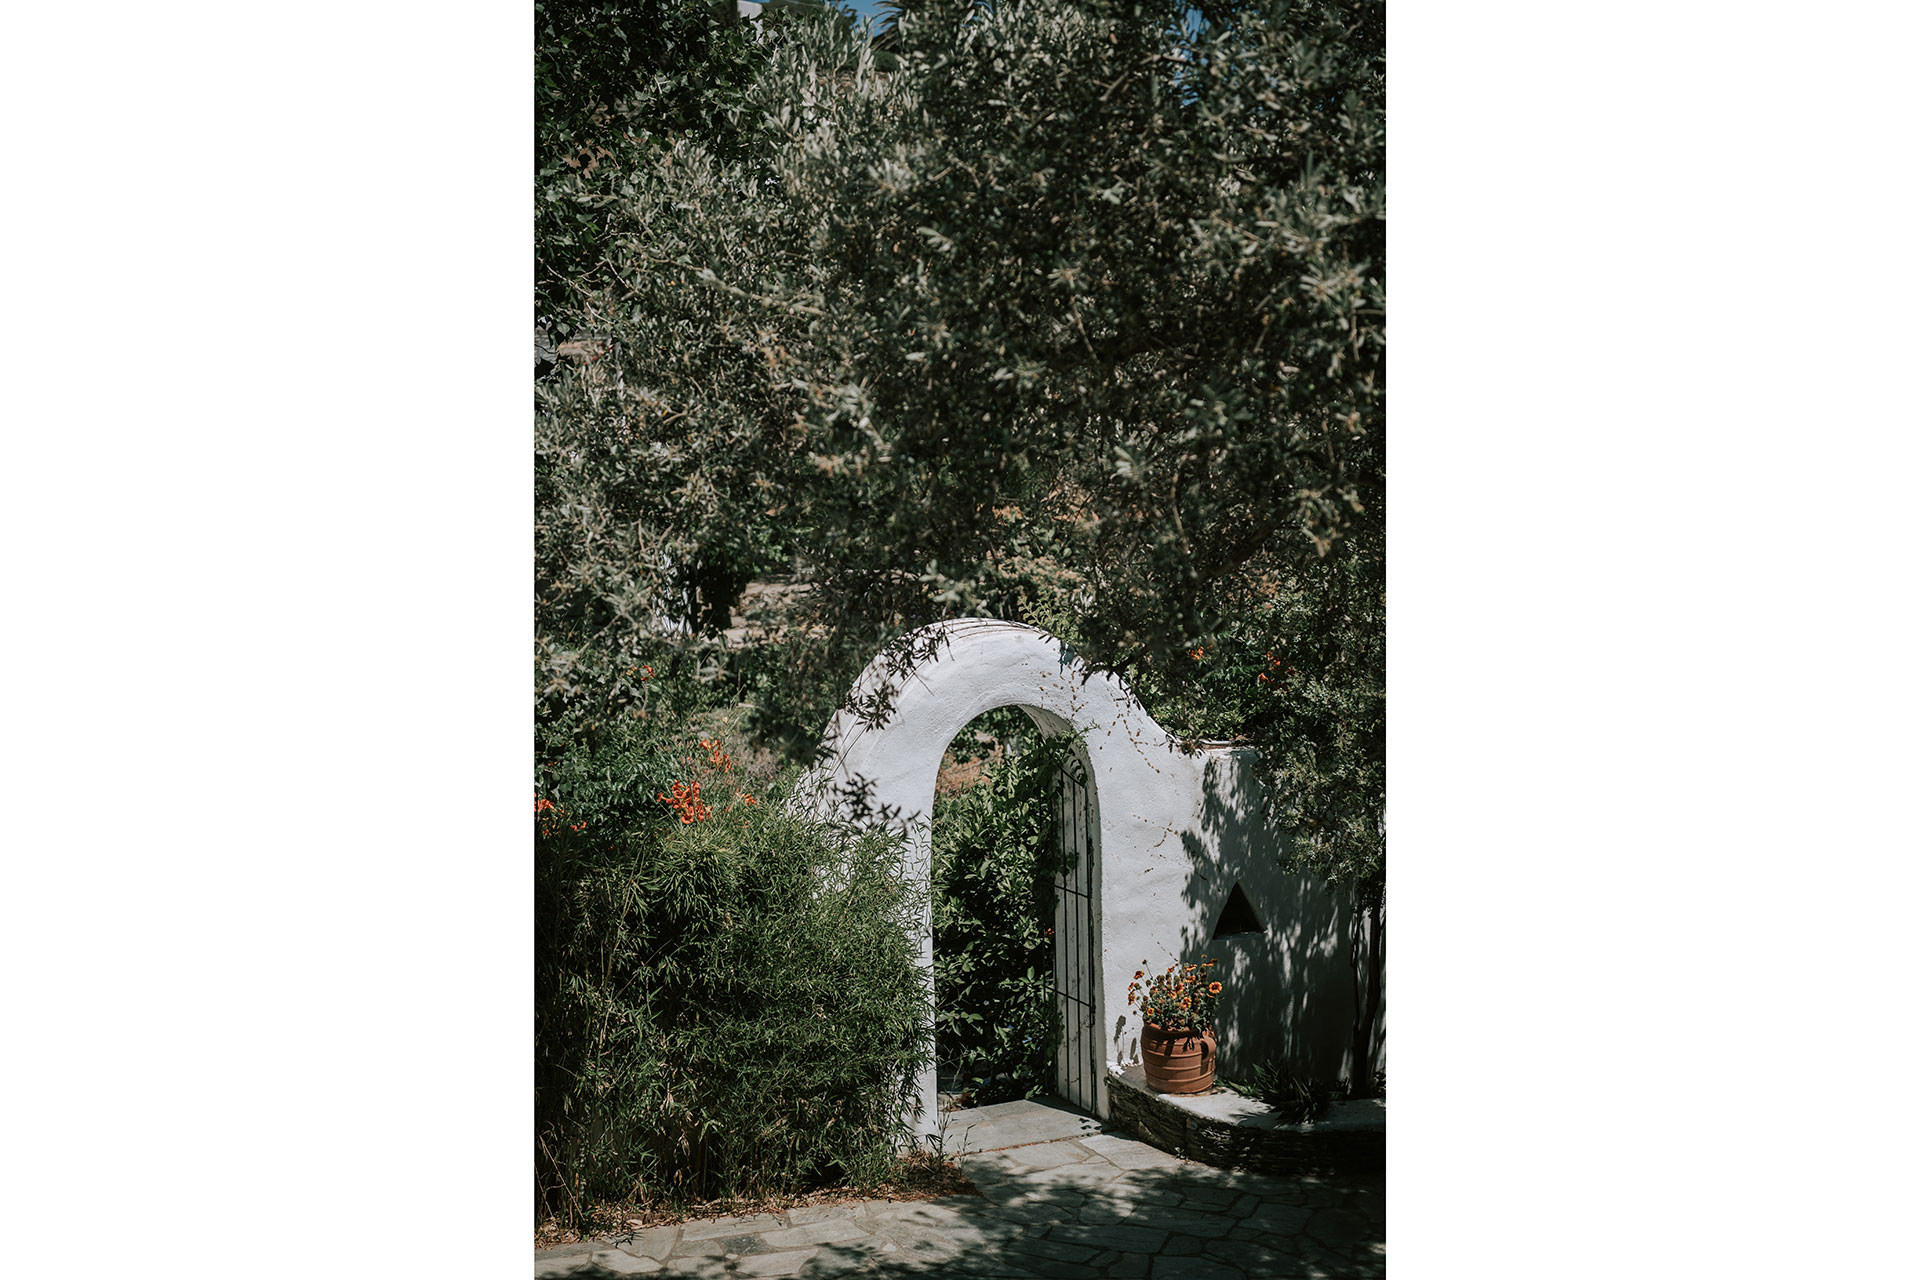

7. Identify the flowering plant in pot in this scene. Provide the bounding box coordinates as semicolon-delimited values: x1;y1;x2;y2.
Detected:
1128;957;1223;1094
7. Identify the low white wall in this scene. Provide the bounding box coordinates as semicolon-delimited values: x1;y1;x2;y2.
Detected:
797;620;1370;1138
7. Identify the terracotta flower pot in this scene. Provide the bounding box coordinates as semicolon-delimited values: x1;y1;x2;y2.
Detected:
1141;1023;1216;1094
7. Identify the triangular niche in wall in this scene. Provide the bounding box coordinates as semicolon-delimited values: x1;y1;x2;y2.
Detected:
1211;881;1265;938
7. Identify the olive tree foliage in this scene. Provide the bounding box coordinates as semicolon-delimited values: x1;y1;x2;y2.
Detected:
542;0;1378;684
535;0;826;743
767;0;1383;652
535;0;775;331
537;0;1384;1081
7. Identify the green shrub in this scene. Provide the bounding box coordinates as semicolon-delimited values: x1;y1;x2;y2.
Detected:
535;719;928;1228
929;723;1075;1105
1221;1062;1387;1123
1220;1064;1333;1125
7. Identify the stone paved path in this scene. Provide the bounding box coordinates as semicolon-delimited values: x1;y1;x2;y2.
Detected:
534;1099;1385;1280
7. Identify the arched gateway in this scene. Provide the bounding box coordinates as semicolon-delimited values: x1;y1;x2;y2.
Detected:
797;620;1361;1141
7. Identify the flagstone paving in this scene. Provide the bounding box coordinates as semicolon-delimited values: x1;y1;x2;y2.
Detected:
535;1099;1384;1280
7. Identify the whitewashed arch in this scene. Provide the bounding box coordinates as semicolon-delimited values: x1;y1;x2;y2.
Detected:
797;619;1364;1140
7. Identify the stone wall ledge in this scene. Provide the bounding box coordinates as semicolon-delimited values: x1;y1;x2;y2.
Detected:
1105;1063;1385;1176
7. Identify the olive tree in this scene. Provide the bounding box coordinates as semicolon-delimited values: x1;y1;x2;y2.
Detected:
537;0;1386;1085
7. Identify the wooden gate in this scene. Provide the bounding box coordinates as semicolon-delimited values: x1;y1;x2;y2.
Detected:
1051;755;1101;1113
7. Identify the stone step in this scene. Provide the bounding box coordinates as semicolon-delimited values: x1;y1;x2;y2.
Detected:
1105;1063;1385;1176
938;1096;1106;1154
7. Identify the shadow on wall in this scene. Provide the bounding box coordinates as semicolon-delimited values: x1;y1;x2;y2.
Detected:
1176;756;1378;1084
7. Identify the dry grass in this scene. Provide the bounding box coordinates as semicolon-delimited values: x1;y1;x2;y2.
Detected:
534;1151;979;1250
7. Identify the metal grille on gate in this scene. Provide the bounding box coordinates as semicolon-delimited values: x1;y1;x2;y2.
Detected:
1051;755;1100;1113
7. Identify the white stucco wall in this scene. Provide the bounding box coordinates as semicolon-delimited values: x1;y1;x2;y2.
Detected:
796;620;1369;1139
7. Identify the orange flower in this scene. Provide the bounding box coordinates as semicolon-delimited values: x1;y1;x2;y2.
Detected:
1208;981;1222;995
659;779;711;823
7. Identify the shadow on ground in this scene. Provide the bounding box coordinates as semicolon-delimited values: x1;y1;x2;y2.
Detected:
830;1159;1382;1280
542;1109;1384;1280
